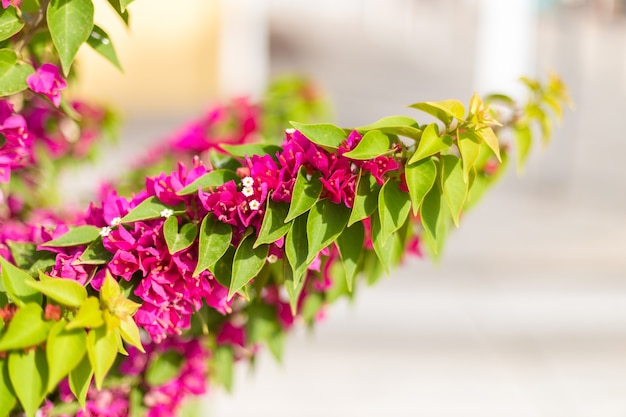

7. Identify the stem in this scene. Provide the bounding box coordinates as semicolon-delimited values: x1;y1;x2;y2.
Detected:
13;0;51;56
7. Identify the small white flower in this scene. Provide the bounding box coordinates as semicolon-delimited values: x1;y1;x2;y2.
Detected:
305;173;313;181
350;163;358;173
267;254;278;264
248;199;260;211
241;186;254;197
285;128;295;134
99;226;112;237
160;208;174;218
110;216;122;227
242;176;254;187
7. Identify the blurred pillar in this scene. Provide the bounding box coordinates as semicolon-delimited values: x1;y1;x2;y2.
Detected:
474;0;538;99
216;0;269;99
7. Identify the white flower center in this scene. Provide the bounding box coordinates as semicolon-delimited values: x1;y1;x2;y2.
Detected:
110;217;122;226
99;226;112;237
160;208;174;218
249;199;260;211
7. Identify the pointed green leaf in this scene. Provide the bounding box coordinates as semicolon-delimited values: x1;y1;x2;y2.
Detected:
119;0;134;10
408;123;453;164
0;357;17;417
478;126;501;161
68;354;92;408
229;232;268;299
46;320;87;393
0;304;52;351
120;196;185;223
335;221;364;291
41;225;101;248
421;197;451;260
0;6;24;42
163;217;198;255
0;257;41;307
145;350;184;386
176;169;239;196
284;167;322;222
8;348;47;417
513;124;532;173
76;238;112;265
440;155;468;227
47;0;95;76
255;201;291;248
370;212;390;273
283;259;304;315
342;130;392;160
86;326;117;390
348;173;380;226
119;316;144;353
378;179;411;244
25;273;87;307
193;215;232;277
457;130;482;182
213;345;234;392
0;48;34;96
212;246;235;289
66;296;104;330
86;24;121;70
305;199;351;264
106;0;129;25
285;214;309;287
410;99;465;124
289;122;347;149
219;143;281;159
405;157;437;216
355;115;422;139
5;241;56;276
420;186;442;243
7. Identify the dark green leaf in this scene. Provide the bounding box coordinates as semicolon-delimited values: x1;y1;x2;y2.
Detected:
46;320;87;392
68;354;92;408
410;99;465;124
145;350;184;386
8;348;47;417
212;246;235;289
405;157;437;216
0;256;42;307
41;225;101;248
440;154;467;227
348;173;380;226
255;201;291;248
378;179;411;244
86;25;121;70
306;199;351;264
120;196;185;223
47;0;95;76
355;115;422;139
420;186;442;242
176;169;239;196
119;0;133;10
289;121;347;149
0;304;52;351
229;232;268;299
0;6;24;43
5;241;56;275
106;0;129;26
193;215;232;277
283;259;304;315
219;143;281;159
336;221;365;291
342;130;392;160
76;238;112;265
246;303;281;346
0;357;16;417
285;214;309;287
408;123;453;164
284;167;322;222
86;326;117;390
0;48;34;96
163;217;198;255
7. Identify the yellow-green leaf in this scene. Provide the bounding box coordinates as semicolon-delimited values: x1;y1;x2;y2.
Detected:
86;326;117;390
0;357;17;417
408;123;453;164
69;354;92;408
46;320;87;393
0;256;41;307
457;130;482;183
119;316;144;353
8;348;47;417
440;155;468;227
405;157;437;216
66;296;104;330
0;303;51;351
26;273;87;307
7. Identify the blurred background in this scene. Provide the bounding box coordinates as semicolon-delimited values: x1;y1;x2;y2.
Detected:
74;0;625;416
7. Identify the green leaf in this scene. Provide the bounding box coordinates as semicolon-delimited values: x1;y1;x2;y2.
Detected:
0;304;52;351
86;326;118;390
408;123;453;164
420;198;451;260
106;0;129;26
119;0;133;10
47;0;95;76
46;320;87;393
342;130;392;160
120;196;185;223
255;201;291;248
285;214;309;287
176;169;239;196
0;256;42;307
76;238;112;265
219;143;281;159
355;115;422;139
163;217;198;255
246;303;281;358
478;126;501;161
335;221;364;291
41;225;101;248
348;173;380;226
129;387;145;417
229;232;268;299
5;241;56;275
119;316;143;353
145;350;184;386
193;215;232;277
410;99;465;125
284;167;322;222
0;358;16;417
213;345;234;392
9;349;47;417
457;130;482;183
86;25;121;70
68;354;92;408
19;0;41;14
369;213;390;273
378;179;411;244
513;124;532;173
289;122;347;149
25;273;87;307
212;246;235;289
420;185;442;242
282;259;304;315
66;296;104;330
305;199;351;264
440;155;468;227
405;157;437;216
0;48;34;96
0;7;24;43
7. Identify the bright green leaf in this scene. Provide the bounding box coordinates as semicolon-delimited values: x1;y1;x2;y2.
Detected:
405;157;437;216
229;232;268;299
86;24;121;70
0;358;16;417
8;348;47;417
213;345;234;392
176;169;239;196
0;7;24;43
119;0;133;10
348;173;380;226
163;216;198;255
46;320;87;393
255;201;291;248
408;123;453;164
0;304;51;351
47;0;95;76
120;196;185;223
478;126;501;161
0;48;34;96
305;199;351;264
513;124;532;173
420;186;442;243
145;350;184;386
106;0;129;26
378;179;411;244
410;99;465;124
86;326;117;390
284;167;322;222
289;121;347;149
342;130;392;160
440;155;468;227
0;256;41;307
119;316;144;353
193;215;232;277
68;354;92;408
41;225;101;248
335;221;365;291
26;273;87;307
66;296;104;330
285;214;309;287
355;115;422;139
219;143;281;159
457;130;482;183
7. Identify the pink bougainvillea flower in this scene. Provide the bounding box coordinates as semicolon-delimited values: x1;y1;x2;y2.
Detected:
27;64;67;107
1;0;20;9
